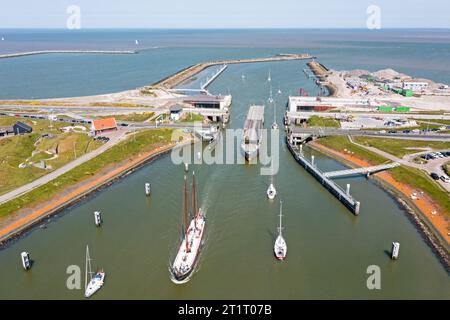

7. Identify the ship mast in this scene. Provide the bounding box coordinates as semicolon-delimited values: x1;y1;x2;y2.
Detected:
278;201;283;236
184;175;190;252
192;171;197;229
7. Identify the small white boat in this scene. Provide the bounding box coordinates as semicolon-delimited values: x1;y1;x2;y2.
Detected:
84;245;105;298
1;37;4;41
184;162;189;172
277;89;282;95
267;70;272;82
241;73;246;80
135;39;139;45
267;179;276;200
20;252;31;270
274;201;287;261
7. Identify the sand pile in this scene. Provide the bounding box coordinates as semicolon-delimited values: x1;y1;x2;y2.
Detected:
372;68;407;80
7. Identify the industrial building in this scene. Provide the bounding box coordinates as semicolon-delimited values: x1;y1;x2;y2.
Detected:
287;96;371;113
402;81;428;92
182;94;232;110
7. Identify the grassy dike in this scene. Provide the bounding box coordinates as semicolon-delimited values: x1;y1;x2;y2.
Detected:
0;129;174;218
307;115;341;128
354;137;450;158
316;136;450;216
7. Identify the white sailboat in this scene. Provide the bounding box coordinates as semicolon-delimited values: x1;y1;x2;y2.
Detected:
274;201;287;260
267;70;272;82
267;175;277;200
84;245;105;298
277;88;282;95
135;39;139;45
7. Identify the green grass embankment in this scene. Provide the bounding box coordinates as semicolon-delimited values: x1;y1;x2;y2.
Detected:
0;129;173;217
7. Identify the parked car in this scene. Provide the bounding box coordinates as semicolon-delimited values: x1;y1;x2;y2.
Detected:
403;130;410;133
430;172;440;180
441;175;450;183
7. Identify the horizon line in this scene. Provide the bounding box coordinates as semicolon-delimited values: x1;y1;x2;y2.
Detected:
1;27;450;30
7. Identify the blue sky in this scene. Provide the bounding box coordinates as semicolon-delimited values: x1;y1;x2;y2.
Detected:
0;0;449;28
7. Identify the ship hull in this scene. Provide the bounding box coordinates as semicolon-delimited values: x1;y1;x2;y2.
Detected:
274;235;287;261
241;143;260;162
171;216;206;284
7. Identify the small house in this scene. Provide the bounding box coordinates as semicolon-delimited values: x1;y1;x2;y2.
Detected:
13;121;33;135
169;105;183;121
91;118;117;136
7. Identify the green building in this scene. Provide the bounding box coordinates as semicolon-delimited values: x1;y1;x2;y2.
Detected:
401;89;414;97
395;106;410;112
378;106;393;112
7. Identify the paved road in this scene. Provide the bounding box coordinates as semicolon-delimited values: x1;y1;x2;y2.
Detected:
0;130;127;205
293;127;450;141
288;111;450;120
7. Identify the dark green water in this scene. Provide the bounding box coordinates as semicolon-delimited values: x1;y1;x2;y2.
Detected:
0;60;449;299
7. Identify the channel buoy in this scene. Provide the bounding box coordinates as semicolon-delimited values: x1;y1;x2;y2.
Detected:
145;183;151;196
94;211;102;227
391;242;400;260
20;252;31;270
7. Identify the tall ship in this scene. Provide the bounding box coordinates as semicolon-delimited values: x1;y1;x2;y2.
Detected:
170;172;206;284
241;105;265;161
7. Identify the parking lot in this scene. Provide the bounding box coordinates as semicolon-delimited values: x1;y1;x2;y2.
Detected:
418;151;450;191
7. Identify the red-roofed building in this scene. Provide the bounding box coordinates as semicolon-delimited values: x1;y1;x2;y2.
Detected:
91;118;117;135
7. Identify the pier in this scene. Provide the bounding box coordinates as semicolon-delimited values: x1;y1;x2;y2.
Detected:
0;50;137;59
150;53;314;89
201;64;228;90
287;140;361;215
323;162;400;178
